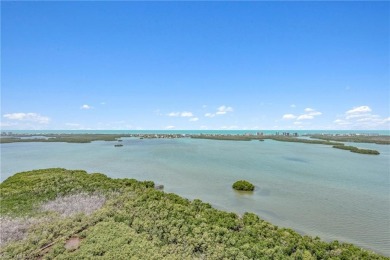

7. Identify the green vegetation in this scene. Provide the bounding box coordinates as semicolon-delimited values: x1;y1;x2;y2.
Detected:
0;134;127;143
192;135;382;155
1;169;387;259
192;135;344;145
332;145;380;155
309;135;390;145
269;136;343;145
232;180;255;191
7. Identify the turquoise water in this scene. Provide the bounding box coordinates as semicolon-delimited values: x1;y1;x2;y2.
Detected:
1;138;389;255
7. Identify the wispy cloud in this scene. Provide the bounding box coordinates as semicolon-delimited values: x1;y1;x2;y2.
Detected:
297;114;314;120
297;108;322;120
167;112;180;117
189;117;199;122
282;114;296;120
165;125;175;129
181;112;193;117
204;113;215;118
345;105;372;119
81;104;93;110
3;113;50;124
216;105;233;115
204;105;234;118
334;106;389;129
167;111;194;117
347;105;371;115
282;108;322;121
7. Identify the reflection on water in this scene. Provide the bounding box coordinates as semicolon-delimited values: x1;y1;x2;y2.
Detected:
1;138;389;256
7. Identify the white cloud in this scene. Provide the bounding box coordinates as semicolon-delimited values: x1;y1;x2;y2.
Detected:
296;108;322;120
304;108;322;116
167;111;194;117
167;112;180;117
204;105;233;118
281;108;322;122
334;106;389;129
3;113;50;124
216;105;233;115
346;106;371;115
290;104;296;108
282;114;296;120
180;112;193;117
81;104;92;110
204;113;215;118
308;111;322;116
165;125;175;129
189;117;199;122
297;114;314;120
345;106;372;120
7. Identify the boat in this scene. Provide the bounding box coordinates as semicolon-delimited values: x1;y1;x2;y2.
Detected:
114;144;123;147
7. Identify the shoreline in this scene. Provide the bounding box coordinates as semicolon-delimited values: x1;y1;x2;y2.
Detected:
2;133;387;155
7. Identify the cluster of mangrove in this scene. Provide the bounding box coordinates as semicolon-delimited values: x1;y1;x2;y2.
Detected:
232;180;255;191
332;145;380;155
1;168;387;259
0;134;128;143
192;135;382;155
0;133;189;144
308;135;390;145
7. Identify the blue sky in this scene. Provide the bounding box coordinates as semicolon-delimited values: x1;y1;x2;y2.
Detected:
2;2;389;130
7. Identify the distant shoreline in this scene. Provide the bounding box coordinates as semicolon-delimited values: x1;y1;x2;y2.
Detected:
2;129;389;136
1;132;388;154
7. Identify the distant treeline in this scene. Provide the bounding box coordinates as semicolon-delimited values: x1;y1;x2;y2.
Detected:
0;133;383;155
308;134;390;145
192;135;381;155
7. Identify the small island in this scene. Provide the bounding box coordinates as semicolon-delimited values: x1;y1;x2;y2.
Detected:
232;180;255;191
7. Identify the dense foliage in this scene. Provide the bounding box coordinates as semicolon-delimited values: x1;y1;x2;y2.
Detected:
0;169;387;259
310;135;390;145
193;135;381;155
232;180;255;191
332;145;380;155
0;134;127;143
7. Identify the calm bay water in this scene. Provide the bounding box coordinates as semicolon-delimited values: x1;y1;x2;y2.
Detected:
1;136;389;255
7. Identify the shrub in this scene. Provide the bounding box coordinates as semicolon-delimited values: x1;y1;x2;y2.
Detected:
232;180;255;191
